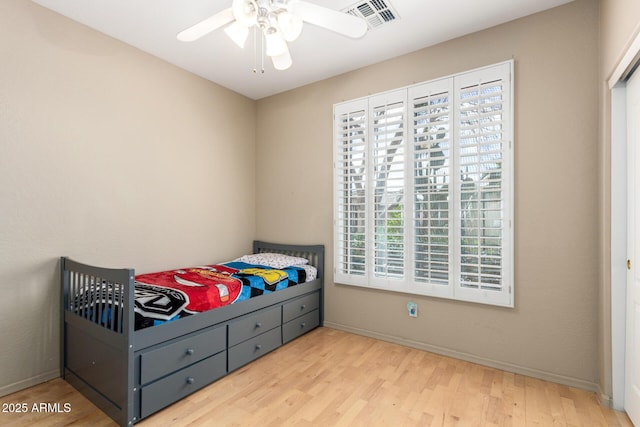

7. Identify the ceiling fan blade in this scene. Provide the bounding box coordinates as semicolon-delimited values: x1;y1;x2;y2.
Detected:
177;8;234;42
288;1;367;39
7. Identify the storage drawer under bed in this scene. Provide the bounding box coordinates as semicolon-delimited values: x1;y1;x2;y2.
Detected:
228;326;281;372
139;325;226;385
282;292;320;323
140;351;227;419
228;305;280;347
283;309;320;344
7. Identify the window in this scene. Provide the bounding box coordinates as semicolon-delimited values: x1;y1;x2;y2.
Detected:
333;61;513;307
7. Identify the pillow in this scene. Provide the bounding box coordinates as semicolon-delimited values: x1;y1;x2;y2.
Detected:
236;253;309;269
298;264;317;281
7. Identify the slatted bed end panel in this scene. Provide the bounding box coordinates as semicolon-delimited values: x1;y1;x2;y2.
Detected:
253;241;325;280
61;257;135;336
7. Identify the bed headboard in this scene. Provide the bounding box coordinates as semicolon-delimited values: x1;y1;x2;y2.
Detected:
253;241;324;281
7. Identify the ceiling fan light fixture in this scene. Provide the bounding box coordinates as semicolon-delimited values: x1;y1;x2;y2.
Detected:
231;0;258;27
271;48;292;70
264;29;287;57
277;11;303;42
224;22;250;48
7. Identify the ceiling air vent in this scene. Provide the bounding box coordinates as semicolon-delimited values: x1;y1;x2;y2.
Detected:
344;0;399;30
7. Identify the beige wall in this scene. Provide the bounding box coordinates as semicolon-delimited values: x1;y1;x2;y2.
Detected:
0;0;612;400
0;0;256;394
598;0;640;404
257;0;601;390
601;0;640;76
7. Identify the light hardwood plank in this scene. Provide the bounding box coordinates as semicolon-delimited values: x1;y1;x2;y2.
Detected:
0;328;633;426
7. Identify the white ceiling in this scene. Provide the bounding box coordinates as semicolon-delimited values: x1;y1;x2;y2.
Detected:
31;0;573;100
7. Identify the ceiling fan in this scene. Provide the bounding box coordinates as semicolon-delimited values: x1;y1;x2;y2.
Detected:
177;0;368;71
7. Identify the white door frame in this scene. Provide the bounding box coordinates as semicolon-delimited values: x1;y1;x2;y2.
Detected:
609;31;640;411
611;84;627;410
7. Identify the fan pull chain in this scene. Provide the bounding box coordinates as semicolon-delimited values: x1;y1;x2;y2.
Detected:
253;26;257;74
251;26;265;74
260;30;265;73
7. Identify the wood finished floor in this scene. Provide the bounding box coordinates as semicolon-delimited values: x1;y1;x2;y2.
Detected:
0;327;633;426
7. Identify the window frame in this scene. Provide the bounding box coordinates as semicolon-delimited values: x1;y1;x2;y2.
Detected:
333;60;514;307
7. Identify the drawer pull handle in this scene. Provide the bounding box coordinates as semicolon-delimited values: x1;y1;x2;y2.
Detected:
301;322;306;329
255;322;262;328
301;304;306;310
185;348;194;356
186;377;195;385
255;344;262;351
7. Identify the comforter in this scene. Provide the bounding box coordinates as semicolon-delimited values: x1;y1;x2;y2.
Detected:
133;261;309;330
71;261;311;331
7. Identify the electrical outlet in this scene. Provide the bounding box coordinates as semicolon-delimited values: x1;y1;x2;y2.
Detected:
407;302;418;317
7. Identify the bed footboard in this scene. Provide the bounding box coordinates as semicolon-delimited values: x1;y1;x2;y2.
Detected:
60;257;136;427
253;241;324;324
252;241;324;280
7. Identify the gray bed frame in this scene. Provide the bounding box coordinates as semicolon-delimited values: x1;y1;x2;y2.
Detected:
60;241;324;426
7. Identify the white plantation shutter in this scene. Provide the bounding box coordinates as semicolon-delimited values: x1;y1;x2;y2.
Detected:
370;91;406;283
409;78;454;298
454;63;512;306
334;100;368;286
333;61;513;307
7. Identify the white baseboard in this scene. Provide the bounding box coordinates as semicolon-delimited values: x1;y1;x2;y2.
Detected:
323;321;599;393
1;327;604;401
598;387;614;408
0;370;59;397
